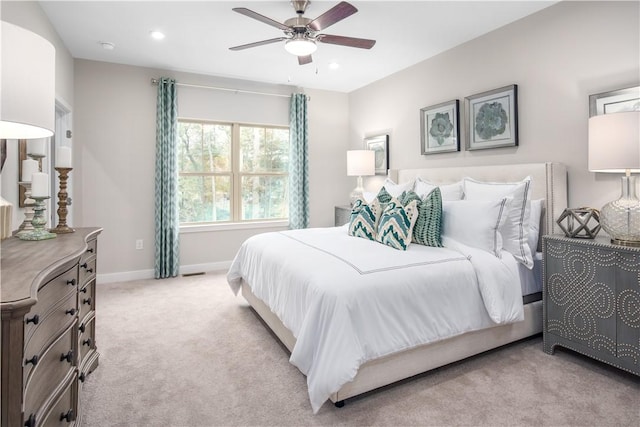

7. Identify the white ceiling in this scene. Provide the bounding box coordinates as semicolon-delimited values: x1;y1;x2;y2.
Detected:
39;1;556;93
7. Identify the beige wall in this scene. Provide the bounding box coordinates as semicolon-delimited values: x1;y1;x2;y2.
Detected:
73;60;349;279
349;1;640;211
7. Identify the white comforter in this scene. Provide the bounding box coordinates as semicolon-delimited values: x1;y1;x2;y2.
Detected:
227;226;524;413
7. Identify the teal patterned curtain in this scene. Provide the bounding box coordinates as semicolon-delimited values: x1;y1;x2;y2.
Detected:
289;93;309;229
154;77;179;278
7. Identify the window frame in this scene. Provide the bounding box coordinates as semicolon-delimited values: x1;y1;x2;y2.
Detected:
177;118;289;227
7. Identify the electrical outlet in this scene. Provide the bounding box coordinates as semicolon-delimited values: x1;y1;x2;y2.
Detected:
135;239;143;250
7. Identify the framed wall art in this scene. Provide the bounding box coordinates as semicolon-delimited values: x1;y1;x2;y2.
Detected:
364;134;389;175
589;85;640;117
420;99;460;155
465;84;518;150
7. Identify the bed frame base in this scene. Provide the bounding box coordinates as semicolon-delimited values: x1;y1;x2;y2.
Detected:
241;280;542;406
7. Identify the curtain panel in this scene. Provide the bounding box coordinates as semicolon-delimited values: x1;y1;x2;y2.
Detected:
154;77;179;278
289;93;309;229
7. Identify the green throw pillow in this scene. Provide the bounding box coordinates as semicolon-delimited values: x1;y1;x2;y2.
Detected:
398;188;443;247
375;197;418;250
348;198;380;241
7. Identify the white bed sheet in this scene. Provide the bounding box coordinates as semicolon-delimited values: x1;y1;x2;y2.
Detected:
227;226;524;413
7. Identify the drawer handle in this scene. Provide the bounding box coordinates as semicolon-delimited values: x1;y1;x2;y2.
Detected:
83;297;92;305
79;323;86;333
80;287;88;294
60;350;73;363
87;247;94;253
60;409;74;423
81;263;94;273
83;337;93;347
25;355;39;366
79;372;86;382
67;278;76;286
24;414;36;427
65;308;76;316
25;314;40;325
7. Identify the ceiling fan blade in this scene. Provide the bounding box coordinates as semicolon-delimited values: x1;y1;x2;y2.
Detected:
232;7;290;31
317;34;376;49
308;2;357;31
298;55;313;65
229;37;288;51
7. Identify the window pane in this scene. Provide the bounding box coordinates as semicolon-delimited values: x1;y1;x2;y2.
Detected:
240;126;289;173
203;124;231;172
241;175;288;220
178;122;231;173
179;175;231;223
178;122;203;172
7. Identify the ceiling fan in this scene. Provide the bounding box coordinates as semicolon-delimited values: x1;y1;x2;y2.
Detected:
229;0;376;65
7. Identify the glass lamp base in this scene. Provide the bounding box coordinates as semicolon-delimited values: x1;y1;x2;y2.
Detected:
600;175;640;247
349;175;365;207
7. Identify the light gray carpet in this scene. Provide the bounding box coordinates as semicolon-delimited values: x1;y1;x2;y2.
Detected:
80;272;639;426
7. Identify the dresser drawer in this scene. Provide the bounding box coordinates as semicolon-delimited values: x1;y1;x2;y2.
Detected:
39;374;77;427
78;258;96;286
80;239;97;264
23;324;76;419
23;292;77;378
24;267;78;343
78;315;96;367
78;279;95;323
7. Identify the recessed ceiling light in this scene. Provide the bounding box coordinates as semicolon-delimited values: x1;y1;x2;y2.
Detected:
100;41;115;50
328;62;340;70
150;30;165;40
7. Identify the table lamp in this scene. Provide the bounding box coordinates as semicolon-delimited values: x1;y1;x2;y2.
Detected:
347;150;375;206
588;110;640;247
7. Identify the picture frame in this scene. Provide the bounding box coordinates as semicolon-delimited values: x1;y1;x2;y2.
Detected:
364;134;389;175
589;85;640;117
465;84;518;150
420;99;460;155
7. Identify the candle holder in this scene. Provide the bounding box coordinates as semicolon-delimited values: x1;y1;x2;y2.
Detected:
27;152;45;170
51;167;74;234
16;181;36;237
18;196;56;240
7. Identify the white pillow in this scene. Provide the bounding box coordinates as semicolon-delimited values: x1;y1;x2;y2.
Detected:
528;199;544;255
442;198;511;257
414;178;463;201
382;178;414;197
463;177;533;269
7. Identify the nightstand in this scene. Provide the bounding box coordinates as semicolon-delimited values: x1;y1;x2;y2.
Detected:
543;235;640;376
335;205;351;226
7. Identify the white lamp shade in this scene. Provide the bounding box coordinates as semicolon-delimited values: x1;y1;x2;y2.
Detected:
347;150;375;176
1;21;56;139
284;37;317;56
588;111;640;173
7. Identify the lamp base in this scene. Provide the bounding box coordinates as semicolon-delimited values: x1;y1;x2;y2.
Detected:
600;175;640;247
610;238;640;248
349;176;365;207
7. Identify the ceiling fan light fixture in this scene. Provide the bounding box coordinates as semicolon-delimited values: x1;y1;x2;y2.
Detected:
285;37;317;56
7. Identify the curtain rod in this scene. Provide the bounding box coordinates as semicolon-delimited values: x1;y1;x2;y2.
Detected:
150;78;296;99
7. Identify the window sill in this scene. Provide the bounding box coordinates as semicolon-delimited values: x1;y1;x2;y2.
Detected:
179;220;289;233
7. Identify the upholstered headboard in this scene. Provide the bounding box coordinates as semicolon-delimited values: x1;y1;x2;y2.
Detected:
388;162;568;239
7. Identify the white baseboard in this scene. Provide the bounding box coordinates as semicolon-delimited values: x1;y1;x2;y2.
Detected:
96;261;232;284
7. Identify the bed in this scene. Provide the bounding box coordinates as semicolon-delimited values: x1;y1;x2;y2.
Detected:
227;162;568;413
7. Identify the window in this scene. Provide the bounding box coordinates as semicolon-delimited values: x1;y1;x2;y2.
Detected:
177;120;289;225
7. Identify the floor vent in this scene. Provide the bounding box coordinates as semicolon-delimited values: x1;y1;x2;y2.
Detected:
182;272;206;277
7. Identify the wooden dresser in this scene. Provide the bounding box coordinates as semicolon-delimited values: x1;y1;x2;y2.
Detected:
1;228;102;427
